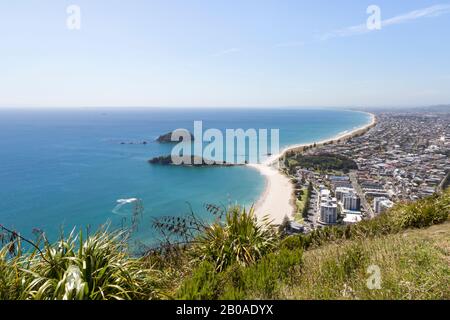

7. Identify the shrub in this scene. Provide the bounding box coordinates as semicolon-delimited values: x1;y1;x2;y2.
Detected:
226;248;303;299
177;261;219;300
0;246;28;300
192;206;278;272
280;235;307;250
0;229;162;300
178;247;303;300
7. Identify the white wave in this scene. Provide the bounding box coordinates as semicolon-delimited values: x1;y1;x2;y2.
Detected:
112;198;139;216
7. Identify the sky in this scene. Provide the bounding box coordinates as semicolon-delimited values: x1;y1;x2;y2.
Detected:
0;0;450;108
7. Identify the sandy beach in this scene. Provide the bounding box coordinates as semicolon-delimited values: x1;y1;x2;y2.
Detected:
250;112;377;225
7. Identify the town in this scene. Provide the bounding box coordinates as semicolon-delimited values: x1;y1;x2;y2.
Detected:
282;108;450;234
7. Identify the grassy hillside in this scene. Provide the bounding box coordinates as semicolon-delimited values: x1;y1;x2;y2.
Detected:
177;189;449;300
0;189;449;300
179;223;450;300
262;223;449;299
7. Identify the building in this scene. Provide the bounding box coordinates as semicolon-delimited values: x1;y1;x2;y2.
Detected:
343;213;362;225
343;193;361;211
320;189;331;199
319;188;338;225
341;209;362;216
379;199;394;214
335;187;354;201
364;190;390;198
373;197;394;214
320;201;338;225
335;187;361;211
328;175;350;182
286;221;305;235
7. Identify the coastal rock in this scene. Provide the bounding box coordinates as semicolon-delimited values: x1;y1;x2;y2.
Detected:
119;140;149;145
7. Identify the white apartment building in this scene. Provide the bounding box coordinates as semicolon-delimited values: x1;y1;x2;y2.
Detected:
320;201;338;224
343;193;361;211
335;187;354;201
319;188;338;225
373;197;394;214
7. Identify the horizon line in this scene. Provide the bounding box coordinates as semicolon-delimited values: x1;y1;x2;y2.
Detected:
0;104;448;110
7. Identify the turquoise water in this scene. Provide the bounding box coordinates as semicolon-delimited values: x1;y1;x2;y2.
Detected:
0;108;370;243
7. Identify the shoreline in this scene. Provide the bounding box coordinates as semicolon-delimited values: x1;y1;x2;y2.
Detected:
249;112;377;225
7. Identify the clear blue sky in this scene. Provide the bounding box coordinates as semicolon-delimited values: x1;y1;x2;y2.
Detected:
1;0;449;108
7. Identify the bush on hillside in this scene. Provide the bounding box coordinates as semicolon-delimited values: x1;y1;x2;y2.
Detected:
0;246;28;300
0;228;162;300
192;206;278;272
178;248;303;300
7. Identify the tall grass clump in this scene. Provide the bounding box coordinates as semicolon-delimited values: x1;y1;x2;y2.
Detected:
0;246;28;300
0;228;162;300
192;206;278;272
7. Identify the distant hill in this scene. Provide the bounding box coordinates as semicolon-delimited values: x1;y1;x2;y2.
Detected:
420;104;450;113
358;104;450;113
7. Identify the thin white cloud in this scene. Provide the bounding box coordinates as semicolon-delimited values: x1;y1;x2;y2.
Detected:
274;41;305;48
212;48;241;57
320;4;450;40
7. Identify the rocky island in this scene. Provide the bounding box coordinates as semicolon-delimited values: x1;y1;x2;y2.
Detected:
156;130;195;143
148;155;244;167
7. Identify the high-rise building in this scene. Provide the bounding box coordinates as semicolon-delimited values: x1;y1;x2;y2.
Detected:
335;187;354;201
320;201;338;224
373;197;394;214
319;188;338;225
343;193;361;211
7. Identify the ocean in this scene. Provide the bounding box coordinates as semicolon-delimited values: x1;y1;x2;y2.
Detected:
0;108;371;245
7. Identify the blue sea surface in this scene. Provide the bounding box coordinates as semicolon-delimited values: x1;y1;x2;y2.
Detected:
0;108;370;244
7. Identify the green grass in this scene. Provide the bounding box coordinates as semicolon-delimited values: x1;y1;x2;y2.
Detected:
279;223;450;300
286;153;358;173
294;186;308;221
